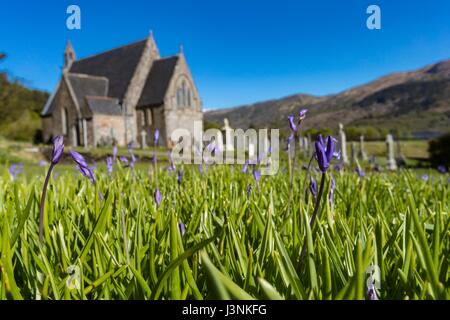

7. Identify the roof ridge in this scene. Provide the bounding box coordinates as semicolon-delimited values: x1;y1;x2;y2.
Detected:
86;95;118;101
67;72;109;81
156;55;179;61
73;38;147;63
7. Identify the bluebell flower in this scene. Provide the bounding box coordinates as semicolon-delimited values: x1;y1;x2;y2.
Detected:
329;174;335;204
288;115;297;132
106;156;113;177
356;167;365;178
179;222;186;237
437;165;447;174
309;176;317;198
154;188;162;207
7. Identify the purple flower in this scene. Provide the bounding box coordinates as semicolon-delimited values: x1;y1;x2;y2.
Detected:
329;174;335;204
333;163;343;172
76;164;96;184
119;156;129;165
38;160;48;167
154;129;160;145
286;133;294;151
242;160;249;174
112;145;118;159
288;115;297;132
127;141;133;151
51;135;64;164
154;188;162;207
333;150;341;161
298;109;308;120
70;150;87;167
315;139;329;173
309;176;317;198
421;174;429;182
106;157;113;176
168;151;176;171
253;169;261;184
325;136;336;163
179;222;186;237
367;284;378;300
356;167;365;178
315;135;336;173
177;170;183;185
9;163;24;180
437;165;447;174
70;150;95;184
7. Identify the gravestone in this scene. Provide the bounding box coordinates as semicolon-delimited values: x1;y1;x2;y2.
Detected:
339;123;349;164
386;134;398;170
221;118;234;152
307;134;313;157
359;135;368;161
396;140;407;167
351;141;358;165
141;130;147;149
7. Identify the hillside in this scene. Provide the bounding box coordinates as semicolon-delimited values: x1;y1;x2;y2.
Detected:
205;59;450;139
0;53;49;142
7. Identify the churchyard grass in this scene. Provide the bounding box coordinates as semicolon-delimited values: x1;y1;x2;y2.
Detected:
0;158;449;300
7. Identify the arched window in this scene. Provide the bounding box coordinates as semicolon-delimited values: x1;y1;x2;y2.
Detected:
62;108;69;135
176;79;194;108
187;89;191;107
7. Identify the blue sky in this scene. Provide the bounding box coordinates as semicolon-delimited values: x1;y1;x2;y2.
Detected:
1;0;449;110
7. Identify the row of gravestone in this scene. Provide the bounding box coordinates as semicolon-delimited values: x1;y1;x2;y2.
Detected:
298;123;402;170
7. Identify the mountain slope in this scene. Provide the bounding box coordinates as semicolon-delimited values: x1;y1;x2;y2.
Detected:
205;59;450;137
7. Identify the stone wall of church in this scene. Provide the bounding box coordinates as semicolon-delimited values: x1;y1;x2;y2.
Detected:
162;53;203;148
42;78;81;146
136;105;165;147
92;114;125;146
123;36;160;146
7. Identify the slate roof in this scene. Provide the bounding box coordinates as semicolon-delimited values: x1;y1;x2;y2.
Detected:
67;73;109;111
69;40;147;100
85;96;121;116
137;56;179;107
42;38;180;117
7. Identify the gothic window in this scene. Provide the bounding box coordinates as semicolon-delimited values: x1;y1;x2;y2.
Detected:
62;107;69;135
186;89;191;107
176;79;194;108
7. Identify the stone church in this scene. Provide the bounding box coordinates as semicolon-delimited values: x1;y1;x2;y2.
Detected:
41;33;203;147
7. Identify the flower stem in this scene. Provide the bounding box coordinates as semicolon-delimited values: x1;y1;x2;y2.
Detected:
39;163;54;245
299;172;326;265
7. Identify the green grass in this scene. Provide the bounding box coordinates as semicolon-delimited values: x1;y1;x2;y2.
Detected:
0;158;449;300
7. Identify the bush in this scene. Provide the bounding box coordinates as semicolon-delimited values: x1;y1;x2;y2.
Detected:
429;133;450;167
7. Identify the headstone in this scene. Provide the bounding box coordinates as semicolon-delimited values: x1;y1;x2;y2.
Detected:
302;137;308;158
396;140;407;167
307;134;313;157
221;118;234;151
351;141;358;165
359;135;368;161
386;134;397;170
141;130;147;149
339;123;349;164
